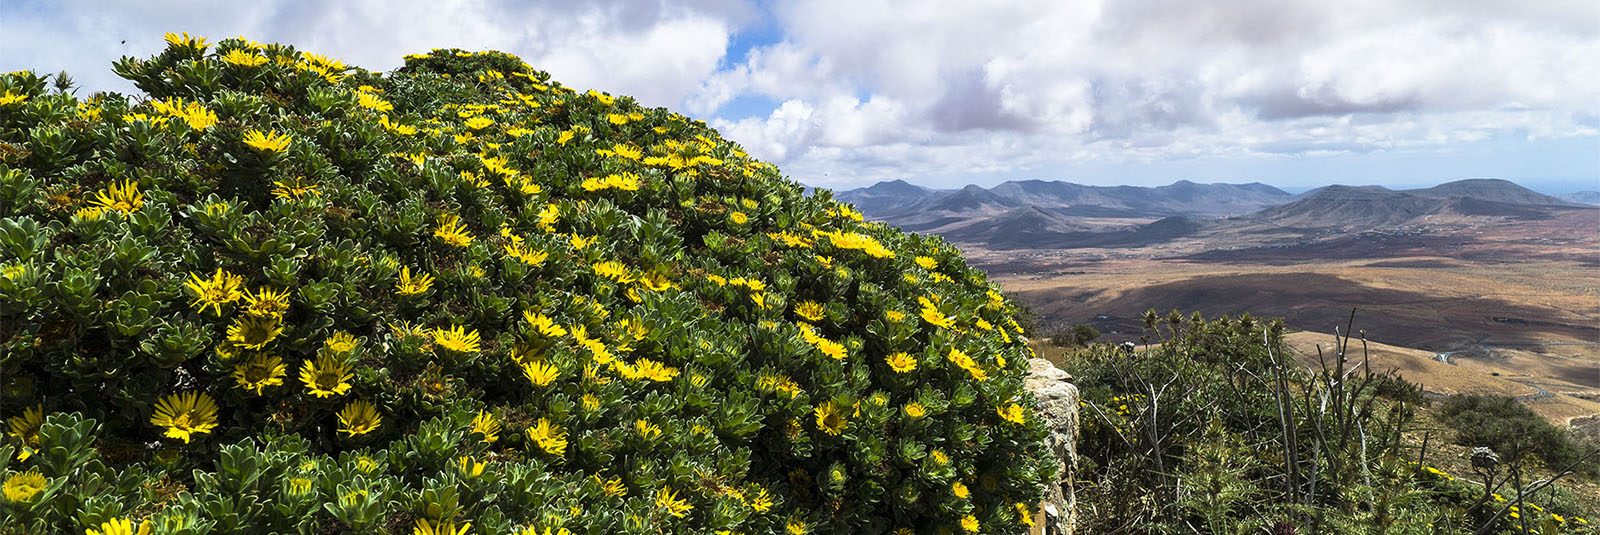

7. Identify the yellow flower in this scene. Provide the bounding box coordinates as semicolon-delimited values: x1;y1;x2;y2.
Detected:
655;486;693;518
219;49;268;67
325;331;358;353
471;410;500;443
242;286;291;318
396;266;435;295
520;360;560;387
183;268;244;315
270;176;320;199
997;403;1027;424
914;256;937;270
786;518;807;535
930;449;949;464
6;404;44;461
2;469;46;503
286;477;313;496
885;352;917;373
522;310;568;338
948;348;988;381
0;90;27;106
86;517;152;535
1016;503;1035;527
355;92;392;112
150;391;219;443
580;172;641;192
634;419;662;440
591;261;635;283
960;514;980;532
164;32;207;50
299;355;353;398
814;401;848;436
526;417;567;457
952;481;970;499
457;455;486;478
919;306;955;329
380;115;417;135
730;211;749;224
242;129;291;152
434;214;475;247
464;116;494;130
627;358;680;382
89;180;144;214
337;400;382;437
231;354;286;395
596;475;627;497
227;316;283;350
413;518;471;535
432;325;481;353
793;301;825;322
904;403;927;418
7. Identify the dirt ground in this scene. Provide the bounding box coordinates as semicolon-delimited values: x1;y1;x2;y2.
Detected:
984;208;1600;427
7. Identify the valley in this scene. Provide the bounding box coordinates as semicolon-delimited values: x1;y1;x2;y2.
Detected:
841;177;1600;427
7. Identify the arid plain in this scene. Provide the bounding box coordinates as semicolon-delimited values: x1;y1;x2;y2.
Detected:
976;207;1600;428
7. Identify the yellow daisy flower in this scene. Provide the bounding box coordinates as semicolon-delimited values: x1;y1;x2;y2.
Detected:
526;418;567;457
431;325;481;353
520;360;560;387
89;180;144;214
470;410;500;443
434;214;475;247
7;404;45;461
337;400;382;437
885;352;917;373
219;49;268;67
396;266;435;295
242;129;292;152
654;486;693;518
150;391;219;443
86;517;152;535
231;354;286;395
814;401;848;436
242;286;291;318
325;331;358;353
793;301;825;322
299;355;353;398
226;316;283;350
183;268;244;315
997;403;1027;424
2;469;46;503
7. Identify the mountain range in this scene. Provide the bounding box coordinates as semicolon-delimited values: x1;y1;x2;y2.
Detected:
834;178;1592;250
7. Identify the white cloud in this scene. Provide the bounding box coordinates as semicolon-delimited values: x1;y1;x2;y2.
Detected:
0;0;742;110
689;0;1599;187
3;0;1594;189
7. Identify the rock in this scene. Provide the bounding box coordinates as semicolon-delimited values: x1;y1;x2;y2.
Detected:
1025;357;1079;535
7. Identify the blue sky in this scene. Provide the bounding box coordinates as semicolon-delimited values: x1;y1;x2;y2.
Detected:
4;0;1597;193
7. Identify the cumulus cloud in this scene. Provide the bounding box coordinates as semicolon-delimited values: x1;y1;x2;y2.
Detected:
0;0;744;109
693;0;1600;187
3;0;1594;188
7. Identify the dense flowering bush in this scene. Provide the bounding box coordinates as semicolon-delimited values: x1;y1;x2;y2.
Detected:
0;34;1052;534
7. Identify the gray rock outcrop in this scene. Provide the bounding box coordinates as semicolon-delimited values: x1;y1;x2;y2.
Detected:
1026;357;1079;535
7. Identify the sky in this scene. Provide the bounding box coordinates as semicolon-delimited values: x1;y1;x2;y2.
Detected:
4;0;1598;193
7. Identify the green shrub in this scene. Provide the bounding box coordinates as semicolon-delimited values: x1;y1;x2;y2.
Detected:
0;34;1052;534
1439;395;1598;477
1066;312;1599;534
